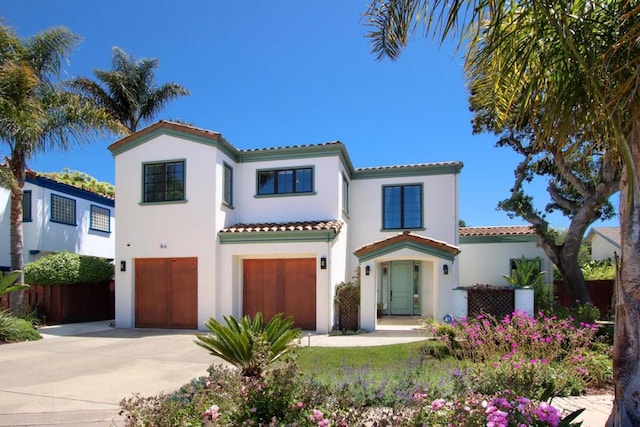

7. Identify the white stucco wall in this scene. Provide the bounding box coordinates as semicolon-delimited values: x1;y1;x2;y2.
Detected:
349;172;459;275
113;134;220;329
458;241;552;287
0;188;10;268
591;236;619;262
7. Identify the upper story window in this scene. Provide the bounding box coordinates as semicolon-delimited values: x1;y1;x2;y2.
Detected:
223;163;233;206
90;205;111;233
22;190;32;222
51;193;76;225
342;175;349;213
143;160;185;203
257;167;313;195
382;184;422;230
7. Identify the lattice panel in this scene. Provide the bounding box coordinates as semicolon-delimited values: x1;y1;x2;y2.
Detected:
467;288;515;320
337;286;360;332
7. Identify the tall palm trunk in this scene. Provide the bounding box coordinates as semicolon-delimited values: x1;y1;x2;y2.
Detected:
8;151;26;311
608;119;640;426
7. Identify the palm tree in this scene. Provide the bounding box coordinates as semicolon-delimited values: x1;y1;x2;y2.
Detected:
366;1;639;424
69;47;190;134
0;24;123;310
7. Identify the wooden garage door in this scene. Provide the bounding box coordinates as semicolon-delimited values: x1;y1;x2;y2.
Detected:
243;258;316;330
135;257;198;329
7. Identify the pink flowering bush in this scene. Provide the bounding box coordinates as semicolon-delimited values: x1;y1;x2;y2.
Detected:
415;390;576;427
432;311;611;398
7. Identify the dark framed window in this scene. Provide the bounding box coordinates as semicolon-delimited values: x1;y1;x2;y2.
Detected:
143;160;185;203
51;194;76;225
22;190;32;222
342;175;349;213
223;163;233;206
382;184;422;229
90;205;111;232
257;167;313;195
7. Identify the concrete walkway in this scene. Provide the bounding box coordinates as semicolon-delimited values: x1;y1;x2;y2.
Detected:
0;320;613;426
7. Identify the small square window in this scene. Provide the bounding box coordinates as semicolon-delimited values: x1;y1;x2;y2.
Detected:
143;160;185;203
90;205;110;232
382;184;423;229
51;194;76;225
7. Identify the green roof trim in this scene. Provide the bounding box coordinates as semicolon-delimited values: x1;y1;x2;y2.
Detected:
109;125;239;161
459;234;538;244
356;240;458;263
219;229;340;244
353;162;463;179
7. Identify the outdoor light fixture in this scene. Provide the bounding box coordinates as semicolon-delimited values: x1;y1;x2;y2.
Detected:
365;265;371;276
320;257;327;269
120;260;126;272
443;264;449;275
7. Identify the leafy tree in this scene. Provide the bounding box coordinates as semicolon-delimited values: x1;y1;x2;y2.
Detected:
470;86;620;304
69;47;190;134
40;168;115;198
195;313;301;378
0;24;123;311
366;1;639;422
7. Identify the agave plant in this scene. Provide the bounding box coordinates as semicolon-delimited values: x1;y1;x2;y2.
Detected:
195;313;301;377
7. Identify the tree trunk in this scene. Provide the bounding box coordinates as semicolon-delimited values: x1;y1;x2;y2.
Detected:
8;152;26;312
607;127;640;426
555;257;591;306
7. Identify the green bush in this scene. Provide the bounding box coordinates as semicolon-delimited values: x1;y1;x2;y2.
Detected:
0;310;41;343
24;252;114;285
581;259;615;280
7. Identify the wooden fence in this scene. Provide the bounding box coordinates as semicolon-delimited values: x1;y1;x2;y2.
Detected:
1;281;115;324
554;279;614;317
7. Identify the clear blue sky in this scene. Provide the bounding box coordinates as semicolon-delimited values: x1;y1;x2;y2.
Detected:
1;1;619;229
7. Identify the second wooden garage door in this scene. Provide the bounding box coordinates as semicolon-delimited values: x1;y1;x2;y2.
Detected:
135;257;198;329
243;258;316;330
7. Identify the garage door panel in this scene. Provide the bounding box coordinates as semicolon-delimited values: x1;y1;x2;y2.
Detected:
135;257;197;329
169;258;198;329
243;258;316;330
284;259;316;330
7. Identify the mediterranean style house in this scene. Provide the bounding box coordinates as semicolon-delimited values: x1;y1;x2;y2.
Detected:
0;171;115;271
109;121;462;332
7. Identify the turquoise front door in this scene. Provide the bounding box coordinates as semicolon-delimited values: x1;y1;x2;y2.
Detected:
390;261;413;315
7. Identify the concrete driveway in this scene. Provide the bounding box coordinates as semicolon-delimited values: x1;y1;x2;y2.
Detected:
0;322;215;427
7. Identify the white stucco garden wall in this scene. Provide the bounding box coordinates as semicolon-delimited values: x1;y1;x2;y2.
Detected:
458;241;552;287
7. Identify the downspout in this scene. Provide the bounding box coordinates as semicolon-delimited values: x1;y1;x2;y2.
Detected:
326;231;332;333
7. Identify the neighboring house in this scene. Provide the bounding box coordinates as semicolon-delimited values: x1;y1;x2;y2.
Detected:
0;171;115;271
457;226;553;287
109;121;462;332
585;226;620;262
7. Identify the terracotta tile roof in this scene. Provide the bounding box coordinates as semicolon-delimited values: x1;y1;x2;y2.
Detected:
109;120;225;152
220;220;343;234
239;141;343;153
459;225;536;237
355;230;460;258
356;161;462;172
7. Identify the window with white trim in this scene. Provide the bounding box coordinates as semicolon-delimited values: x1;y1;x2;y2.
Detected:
90;205;111;232
51;194;76;225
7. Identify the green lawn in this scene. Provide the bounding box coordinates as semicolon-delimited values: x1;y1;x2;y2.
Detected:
296;340;460;389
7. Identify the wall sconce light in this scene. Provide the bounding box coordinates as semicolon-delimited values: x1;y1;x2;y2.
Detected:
365;265;371;276
120;260;126;272
320;257;327;269
443;264;449;275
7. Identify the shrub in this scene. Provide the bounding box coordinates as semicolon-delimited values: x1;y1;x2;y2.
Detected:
24;252;114;285
195;313;301;377
581;259;615;280
0;270;29;296
0;310;41;343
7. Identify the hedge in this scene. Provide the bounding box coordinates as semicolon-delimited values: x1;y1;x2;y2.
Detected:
24;252;114;285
